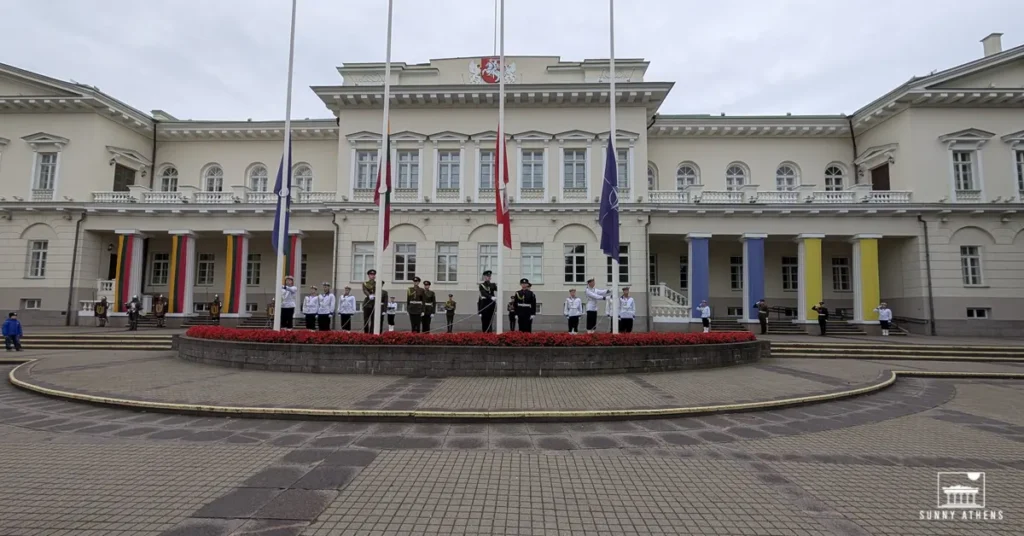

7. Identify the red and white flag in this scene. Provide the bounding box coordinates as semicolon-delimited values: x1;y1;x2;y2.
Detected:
494;129;512;248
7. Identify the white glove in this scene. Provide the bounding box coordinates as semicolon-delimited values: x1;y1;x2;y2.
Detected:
531;316;535;320
491;296;496;301
369;294;375;300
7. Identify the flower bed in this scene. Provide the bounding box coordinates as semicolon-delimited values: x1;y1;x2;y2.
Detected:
186;326;756;347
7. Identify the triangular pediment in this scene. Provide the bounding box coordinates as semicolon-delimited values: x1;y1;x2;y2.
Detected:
345;131;381;142
0;65;84;98
512;130;553;141
597;129;640;141
919;49;1024;90
429;131;469;142
21;132;70;146
938;128;996;143
389;130;427;142
107;146;152;169
554;129;597;141
1001;129;1024;144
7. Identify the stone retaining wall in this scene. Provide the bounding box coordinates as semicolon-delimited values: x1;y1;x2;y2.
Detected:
175;336;768;377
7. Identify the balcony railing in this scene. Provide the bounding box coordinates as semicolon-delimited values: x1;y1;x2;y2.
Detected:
865;191;912;203
393;188;419;202
31;189;54;202
648;190;690;203
697;190;744;204
299;191;336;203
562;187;588;201
142;191;185;203
755;191;800;204
520;187;545;201
435;188;461;202
246;191;276;204
92;191;135;203
811;191;856;203
955;189;982;203
194;191;236;204
352;188;374;202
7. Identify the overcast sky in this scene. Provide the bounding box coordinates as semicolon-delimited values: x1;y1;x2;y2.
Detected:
2;0;1021;121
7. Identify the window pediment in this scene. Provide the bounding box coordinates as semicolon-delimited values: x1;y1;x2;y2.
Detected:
429;131;469;143
513;130;554;142
1001;129;1024;147
390;131;428;143
597;130;640;146
854;143;898;168
345;131;381;144
554;130;597;142
21;132;69;151
0;137;9;147
938;128;995;148
106;146;152;171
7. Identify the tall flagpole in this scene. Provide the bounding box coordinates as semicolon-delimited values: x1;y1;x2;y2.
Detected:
495;0;505;335
373;0;394;336
609;0;619;334
272;0;298;331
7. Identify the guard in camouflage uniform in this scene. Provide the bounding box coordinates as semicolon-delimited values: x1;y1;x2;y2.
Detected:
478;270;497;332
422;281;437;332
362;269;387;333
407;277;427;333
444;294;456;333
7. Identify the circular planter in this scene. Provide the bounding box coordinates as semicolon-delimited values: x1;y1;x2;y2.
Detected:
175;336;768;377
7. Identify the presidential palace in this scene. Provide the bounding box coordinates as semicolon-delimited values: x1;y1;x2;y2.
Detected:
1;33;1022;335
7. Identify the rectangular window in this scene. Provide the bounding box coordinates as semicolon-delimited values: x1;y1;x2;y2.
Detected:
564;244;586;284
396;150;419;190
649;255;657;285
246;254;261;286
521;243;543;284
478;243;498;277
436;243;458;282
300;254;307;285
151;253;170;286
781;256;799;291
161;173;178;192
562;149;587;189
352;243;374;281
394;243;417;282
20;298;41;310
245;303;259;313
355;150;378;190
679;255;688;290
960;246;983;286
726;306;743;317
617;148;629;190
437;150;460;190
194;302;210;313
953;150;975;191
521;150;544;190
27;240;48;278
1016;150;1024;192
479;149;495;191
729;256;743;291
606;244;630;284
831;257;851;291
34;152;57;190
196;253;215;286
966;307;990;319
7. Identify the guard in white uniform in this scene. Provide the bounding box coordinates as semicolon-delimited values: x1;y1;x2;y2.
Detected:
302;286;320;330
584;278;610;334
317;284;336;331
337;286;358;331
698;300;712;333
873;302;893;336
564;289;583;334
619;288;636;333
386;297;398;332
280;276;297;329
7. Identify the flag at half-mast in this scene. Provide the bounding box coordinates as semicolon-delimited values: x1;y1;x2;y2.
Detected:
271;139;293;254
373;126;393;249
494;128;512;248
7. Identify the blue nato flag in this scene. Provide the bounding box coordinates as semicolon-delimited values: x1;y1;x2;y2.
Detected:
599;138;620;257
271;144;293;254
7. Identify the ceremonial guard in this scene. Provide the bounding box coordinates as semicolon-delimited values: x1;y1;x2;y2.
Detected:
478;270;497;332
811;301;829;336
317;284;335;331
874;302;893;336
513;278;538;333
337;286;357;331
280;276;297;329
126;294;142;331
564;289;582;334
444;294;456;333
209;295;222;325
584;279;609;334
422;281;437;332
386;296;398;332
153;294;167;328
755;298;769;334
361;269;383;334
302;285;320;330
618;288;636;333
406;277;427;332
697;300;712;333
93;297;109;327
507;298;517;331
322;282;336;328
266;298;275;328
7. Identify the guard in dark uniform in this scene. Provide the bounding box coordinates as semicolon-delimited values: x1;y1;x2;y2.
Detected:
94;297;109;327
361;269;379;333
126;295;142;331
513;278;538;333
422;281;437;332
444;294;456;333
478;270;497;332
153;294;167;327
209;295;222;325
407;277;426;332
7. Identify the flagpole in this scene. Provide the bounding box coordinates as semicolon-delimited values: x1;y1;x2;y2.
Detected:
495;0;505;335
608;0;619;334
373;0;394;336
272;0;297;331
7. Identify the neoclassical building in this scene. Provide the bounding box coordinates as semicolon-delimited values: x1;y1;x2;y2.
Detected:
1;33;1022;335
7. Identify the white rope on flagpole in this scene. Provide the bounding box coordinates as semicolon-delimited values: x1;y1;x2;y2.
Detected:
493;0;499;56
609;0;619;335
373;0;394;336
272;0;298;331
495;0;506;335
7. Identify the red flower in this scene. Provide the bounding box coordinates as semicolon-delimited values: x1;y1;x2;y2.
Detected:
185;326;756;347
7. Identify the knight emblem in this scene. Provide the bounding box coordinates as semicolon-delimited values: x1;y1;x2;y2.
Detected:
469;58;517;84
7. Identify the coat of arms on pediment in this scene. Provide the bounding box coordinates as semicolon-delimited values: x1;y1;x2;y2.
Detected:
469;57;517;84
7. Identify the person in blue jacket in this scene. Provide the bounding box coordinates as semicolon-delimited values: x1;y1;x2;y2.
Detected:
3;312;23;352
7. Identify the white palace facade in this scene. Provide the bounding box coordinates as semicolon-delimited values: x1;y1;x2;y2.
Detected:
1;33;1023;335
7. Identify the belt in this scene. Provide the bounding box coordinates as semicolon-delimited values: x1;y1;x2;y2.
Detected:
516;304;531;308
409;301;423;305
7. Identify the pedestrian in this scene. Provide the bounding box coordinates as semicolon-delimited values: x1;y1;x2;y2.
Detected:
302;286;319;330
3;312;23;352
153;294;167;328
209;295;221;325
584;278;610;334
93;297;109;327
874;302;893;336
697;300;711;333
564;289;582;334
619;288;636;333
422;281;436;332
755;298;769;334
513;278;537;332
337;287;357;331
386;296;398;332
444;294;456;333
280;276;297;329
407;277;426;332
317;284;335;331
507;298;516;332
812;301;829;336
478;270;497;332
361;269;380;333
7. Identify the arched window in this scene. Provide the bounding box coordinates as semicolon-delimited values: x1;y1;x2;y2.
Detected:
676;162;699;190
203;165;224;192
824;164;845;191
293;164;313;192
248;164;269;192
775;163;799;191
647;164;657;190
725;163;747;191
159;166;178;192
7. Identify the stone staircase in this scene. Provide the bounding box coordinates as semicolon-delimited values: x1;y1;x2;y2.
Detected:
12;333;174;351
770;341;1024;361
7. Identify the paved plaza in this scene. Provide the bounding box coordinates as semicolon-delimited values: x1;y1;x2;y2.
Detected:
1;344;1023;535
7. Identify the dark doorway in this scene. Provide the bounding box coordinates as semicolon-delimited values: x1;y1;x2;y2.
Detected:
113;164;136;192
107;254;118;280
870;164;891;191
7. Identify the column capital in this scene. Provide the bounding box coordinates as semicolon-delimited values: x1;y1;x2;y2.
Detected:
114;229;145;237
223;230;250;237
168;229;195;236
795;233;825;241
851;233;883;241
686;233;712;240
740;233;768;241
